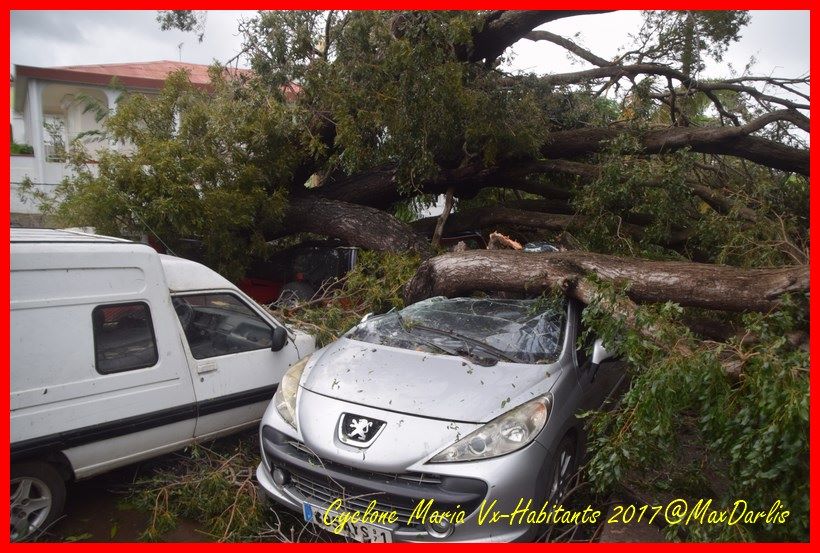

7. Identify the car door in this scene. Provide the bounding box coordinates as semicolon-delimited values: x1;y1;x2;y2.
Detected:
171;290;301;438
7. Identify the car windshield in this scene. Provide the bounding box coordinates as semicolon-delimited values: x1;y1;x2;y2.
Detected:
347;296;566;364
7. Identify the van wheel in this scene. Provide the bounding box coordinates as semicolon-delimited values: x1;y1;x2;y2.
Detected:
10;462;66;542
546;433;578;504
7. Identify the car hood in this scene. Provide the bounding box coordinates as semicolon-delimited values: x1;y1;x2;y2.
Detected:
300;337;562;424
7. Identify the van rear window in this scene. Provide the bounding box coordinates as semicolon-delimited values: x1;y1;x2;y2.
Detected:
92;302;159;374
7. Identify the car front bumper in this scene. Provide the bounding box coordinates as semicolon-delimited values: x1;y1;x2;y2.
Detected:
256;420;555;543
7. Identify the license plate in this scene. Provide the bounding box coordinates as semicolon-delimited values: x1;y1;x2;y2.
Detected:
303;502;393;543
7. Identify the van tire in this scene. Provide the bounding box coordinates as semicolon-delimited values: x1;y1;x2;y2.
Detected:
10;462;66;541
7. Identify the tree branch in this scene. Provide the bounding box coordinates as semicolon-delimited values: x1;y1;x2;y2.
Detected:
468;10;613;64
412;206;587;236
541;115;809;176
431;187;455;248
533;62;810;122
523;30;613;67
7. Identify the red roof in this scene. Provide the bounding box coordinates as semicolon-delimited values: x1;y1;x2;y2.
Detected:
15;60;252;91
13;60;300;109
56;60;251;86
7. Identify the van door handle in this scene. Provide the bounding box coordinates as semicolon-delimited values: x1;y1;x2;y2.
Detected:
197;361;217;374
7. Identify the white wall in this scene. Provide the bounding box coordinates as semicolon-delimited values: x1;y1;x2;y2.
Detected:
11;110;25;144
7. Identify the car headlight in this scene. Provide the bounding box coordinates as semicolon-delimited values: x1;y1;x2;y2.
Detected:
273;355;311;429
429;395;552;463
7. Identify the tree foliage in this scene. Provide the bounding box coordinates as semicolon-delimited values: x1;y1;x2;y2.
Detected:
582;287;808;541
635;11;751;76
156;10;207;42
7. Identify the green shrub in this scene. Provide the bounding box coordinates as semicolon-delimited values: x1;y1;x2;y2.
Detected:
11;140;34;155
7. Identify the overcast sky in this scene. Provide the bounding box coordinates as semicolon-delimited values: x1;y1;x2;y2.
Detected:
10;10;810;80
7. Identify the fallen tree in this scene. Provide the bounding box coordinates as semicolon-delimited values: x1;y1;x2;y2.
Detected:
404;250;809;312
405;248;809;381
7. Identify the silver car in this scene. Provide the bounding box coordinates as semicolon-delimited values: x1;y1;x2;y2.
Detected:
257;296;625;542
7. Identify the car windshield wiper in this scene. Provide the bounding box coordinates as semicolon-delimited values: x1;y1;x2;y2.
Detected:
394;312;464;359
399;318;519;364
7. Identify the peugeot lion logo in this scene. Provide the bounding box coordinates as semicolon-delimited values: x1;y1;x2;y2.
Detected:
338;413;386;447
348;418;373;440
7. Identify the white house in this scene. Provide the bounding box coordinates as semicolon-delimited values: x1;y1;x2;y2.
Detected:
10;61;246;227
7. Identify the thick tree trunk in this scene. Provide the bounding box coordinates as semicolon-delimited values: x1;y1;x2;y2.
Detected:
468;10;613;63
542;124;809;176
282;196;432;256
314;118;807;211
313;166;401;210
404;250;808;312
314;161;541;209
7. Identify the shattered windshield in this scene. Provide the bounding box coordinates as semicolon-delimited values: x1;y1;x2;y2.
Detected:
347;296;566;364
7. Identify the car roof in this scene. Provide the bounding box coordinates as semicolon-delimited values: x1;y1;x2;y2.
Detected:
159;254;236;293
10;228;132;244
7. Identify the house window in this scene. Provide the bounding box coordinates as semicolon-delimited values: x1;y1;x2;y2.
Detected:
172;293;274;360
92;302;159;374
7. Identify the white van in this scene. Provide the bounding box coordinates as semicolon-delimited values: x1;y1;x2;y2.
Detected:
10;228;315;540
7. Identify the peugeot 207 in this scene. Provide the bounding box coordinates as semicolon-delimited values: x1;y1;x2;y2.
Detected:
256;296;626;542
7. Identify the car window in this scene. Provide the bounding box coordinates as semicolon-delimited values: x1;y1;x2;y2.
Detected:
348;296;566;364
173;293;273;360
92;302;159;374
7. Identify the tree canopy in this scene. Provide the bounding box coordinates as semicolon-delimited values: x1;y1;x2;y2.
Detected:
31;10;809;541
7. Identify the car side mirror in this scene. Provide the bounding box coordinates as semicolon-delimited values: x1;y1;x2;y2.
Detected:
589;338;613;382
271;326;288;352
591;338;613;366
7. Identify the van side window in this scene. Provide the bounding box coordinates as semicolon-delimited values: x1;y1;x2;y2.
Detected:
172;293;274;360
92;302;159;374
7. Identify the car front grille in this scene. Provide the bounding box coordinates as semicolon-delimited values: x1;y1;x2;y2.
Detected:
282;439;440;529
261;426;487;531
287;439;443;484
289;470;424;528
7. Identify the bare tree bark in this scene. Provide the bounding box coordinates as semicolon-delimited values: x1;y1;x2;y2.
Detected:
281;196;433;256
404;250;808;312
